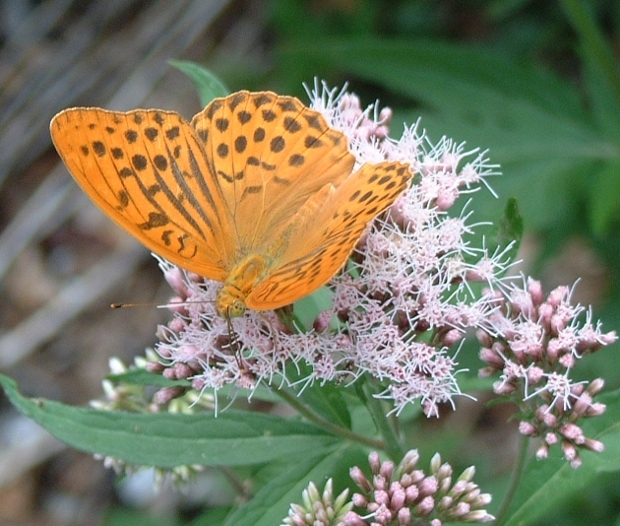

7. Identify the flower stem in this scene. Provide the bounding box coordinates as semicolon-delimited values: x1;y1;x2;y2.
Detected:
359;380;405;462
493;433;530;525
274;386;384;450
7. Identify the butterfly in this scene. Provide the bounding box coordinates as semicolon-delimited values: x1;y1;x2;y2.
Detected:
50;91;412;318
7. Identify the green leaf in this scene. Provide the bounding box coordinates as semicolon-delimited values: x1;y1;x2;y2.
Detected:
504;388;620;525
169;60;230;107
296;381;352;430
283;38;617;231
498;198;523;247
222;445;367;526
588;160;620;236
282;37;587;119
105;507;179;526
560;0;620;138
293;285;334;330
190;506;232;526
583;57;620;141
493;197;523;265
274;360;352;429
0;374;339;468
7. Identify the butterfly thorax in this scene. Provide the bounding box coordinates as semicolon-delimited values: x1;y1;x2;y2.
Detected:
216;254;271;318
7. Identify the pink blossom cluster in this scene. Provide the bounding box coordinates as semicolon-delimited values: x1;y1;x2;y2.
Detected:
282;451;493;526
307;81;392;143
282;478;353;526
342;450;493;525
145;83;615;435
477;277;616;467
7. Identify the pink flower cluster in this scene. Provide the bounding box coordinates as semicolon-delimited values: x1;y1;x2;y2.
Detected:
144;83;615;442
344;451;493;525
478;277;615;467
282;451;493;525
282;478;353;526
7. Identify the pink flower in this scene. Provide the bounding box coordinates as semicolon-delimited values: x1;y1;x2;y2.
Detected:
478;277;616;466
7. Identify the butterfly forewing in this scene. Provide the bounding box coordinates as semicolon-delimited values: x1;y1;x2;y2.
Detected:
191;91;356;251
50;107;230;280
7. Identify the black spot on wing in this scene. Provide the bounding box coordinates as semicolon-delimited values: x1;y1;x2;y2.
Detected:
237;110;252;124
235;136;247;153
252;93;273;107
217;143;229;158
125;130;138;143
227;92;247;111
132;154;148;171
253;128;265;142
262;109;277;122
206;99;223;119
153;155;168;171
215;118;229;132
284;116;302;133
139;212;168;230
92;141;105;157
166;126;180;140
270;136;285;153
289;154;304;167
145;127;158;141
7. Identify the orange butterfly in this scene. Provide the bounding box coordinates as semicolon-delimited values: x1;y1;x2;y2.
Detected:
50;91;412;317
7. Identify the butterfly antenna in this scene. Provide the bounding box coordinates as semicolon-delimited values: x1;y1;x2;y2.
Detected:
110;301;159;309
111;299;217;309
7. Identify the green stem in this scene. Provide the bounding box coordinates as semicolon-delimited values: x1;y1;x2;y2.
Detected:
360;381;405;462
220;466;253;501
493;433;530;525
274;386;384;450
559;0;620;107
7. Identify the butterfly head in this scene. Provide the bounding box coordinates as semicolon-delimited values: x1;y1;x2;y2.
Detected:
216;284;247;318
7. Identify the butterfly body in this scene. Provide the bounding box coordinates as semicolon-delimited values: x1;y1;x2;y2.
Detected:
50;91;413;317
217;253;270;317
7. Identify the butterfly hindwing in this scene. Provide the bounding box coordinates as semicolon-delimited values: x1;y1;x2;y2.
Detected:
245;161;413;310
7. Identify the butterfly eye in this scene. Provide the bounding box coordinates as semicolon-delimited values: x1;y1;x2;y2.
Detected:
229;300;246;318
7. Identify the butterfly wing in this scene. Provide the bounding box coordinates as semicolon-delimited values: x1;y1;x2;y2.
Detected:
50;107;231;280
245;161;413;310
191;91;356;253
51;97;411;314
